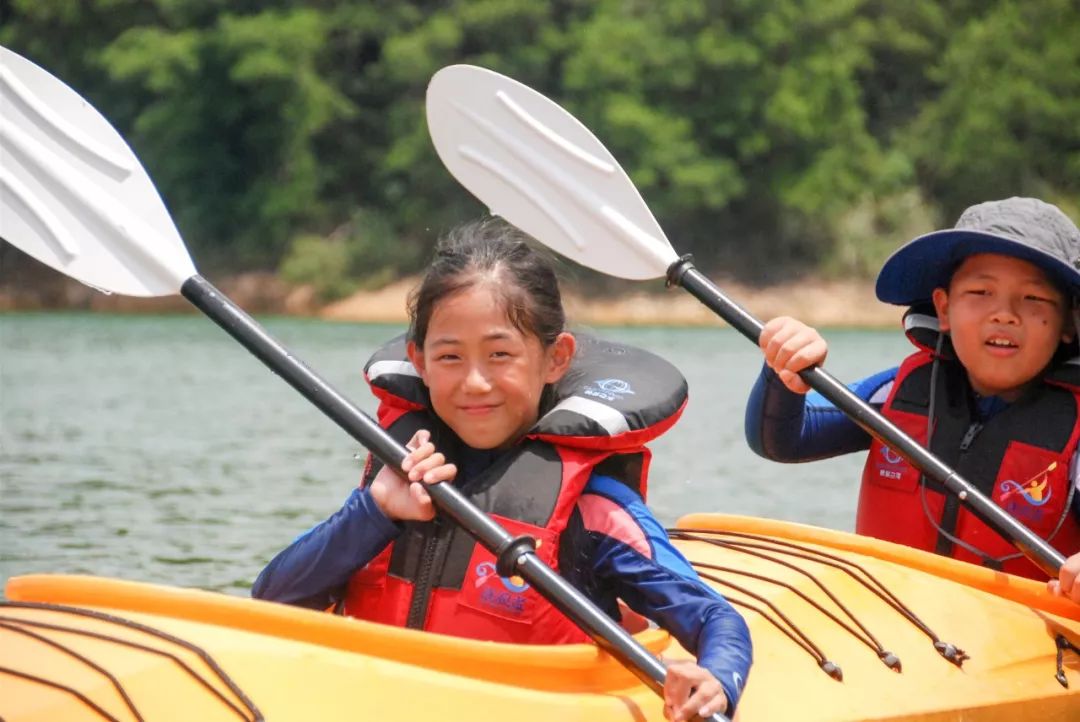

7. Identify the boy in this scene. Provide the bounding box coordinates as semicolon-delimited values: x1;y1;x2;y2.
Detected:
744;197;1080;601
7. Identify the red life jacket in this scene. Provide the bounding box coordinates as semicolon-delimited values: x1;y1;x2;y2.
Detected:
856;308;1080;579
343;334;687;643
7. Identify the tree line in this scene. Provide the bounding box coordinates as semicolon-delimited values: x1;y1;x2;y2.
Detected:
2;0;1077;298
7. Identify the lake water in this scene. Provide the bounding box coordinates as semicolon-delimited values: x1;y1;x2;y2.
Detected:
0;312;908;597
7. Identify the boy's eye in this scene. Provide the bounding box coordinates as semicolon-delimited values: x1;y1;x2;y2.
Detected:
436;353;460;362
1024;294;1056;305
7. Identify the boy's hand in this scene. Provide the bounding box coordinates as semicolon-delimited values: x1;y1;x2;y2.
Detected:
1047;551;1080;604
369;430;457;521
661;659;728;722
759;316;828;394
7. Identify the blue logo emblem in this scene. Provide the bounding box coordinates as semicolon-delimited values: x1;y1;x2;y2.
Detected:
472;561;530;616
880;446;904;465
583;378;635;402
474;561;530;593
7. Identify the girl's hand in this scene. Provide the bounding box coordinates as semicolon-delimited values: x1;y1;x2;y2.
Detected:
369;430;457;521
1047;551;1080;604
759;316;828;394
662;659;727;722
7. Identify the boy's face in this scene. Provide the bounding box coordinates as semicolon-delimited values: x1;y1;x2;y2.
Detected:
932;253;1073;401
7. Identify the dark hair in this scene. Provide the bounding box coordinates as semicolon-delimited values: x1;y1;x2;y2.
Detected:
408;218;566;347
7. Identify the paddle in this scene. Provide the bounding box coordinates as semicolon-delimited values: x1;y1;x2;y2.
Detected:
0;47;732;722
424;63;1066;579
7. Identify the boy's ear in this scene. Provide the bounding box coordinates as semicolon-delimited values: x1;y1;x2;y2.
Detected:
544;332;576;384
406;341;429;385
1063;304;1077;344
931;288;951;332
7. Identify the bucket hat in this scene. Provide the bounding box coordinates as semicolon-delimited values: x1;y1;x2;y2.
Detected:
875;197;1080;306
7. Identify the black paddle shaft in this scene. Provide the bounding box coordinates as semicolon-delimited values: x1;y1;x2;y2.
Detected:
666;256;1065;578
180;275;730;722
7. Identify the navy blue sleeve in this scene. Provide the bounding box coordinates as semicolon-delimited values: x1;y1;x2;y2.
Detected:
251;486;401;609
580;476;753;714
744;363;898;462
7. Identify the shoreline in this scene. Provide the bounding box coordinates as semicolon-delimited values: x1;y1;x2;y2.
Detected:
0;272;904;329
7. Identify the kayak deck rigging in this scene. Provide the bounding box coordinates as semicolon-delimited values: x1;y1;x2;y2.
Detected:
672;528;968;678
3;514;1080;721
0;601;262;722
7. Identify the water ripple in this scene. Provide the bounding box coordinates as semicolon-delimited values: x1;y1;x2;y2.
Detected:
1;315;905;597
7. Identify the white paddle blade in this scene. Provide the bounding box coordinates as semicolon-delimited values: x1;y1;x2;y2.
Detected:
427;65;678;281
0;46;195;296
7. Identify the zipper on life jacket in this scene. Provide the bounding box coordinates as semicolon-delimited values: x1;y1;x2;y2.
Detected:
935;422;984;556
406;516;447;629
959;423;983;452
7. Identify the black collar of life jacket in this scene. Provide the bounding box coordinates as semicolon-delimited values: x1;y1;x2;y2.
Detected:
902;302;1080;392
362;333;688;450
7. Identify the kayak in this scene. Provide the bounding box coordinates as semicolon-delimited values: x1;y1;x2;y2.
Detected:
2;513;1079;722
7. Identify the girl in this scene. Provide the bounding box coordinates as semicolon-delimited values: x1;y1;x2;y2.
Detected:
253;219;752;720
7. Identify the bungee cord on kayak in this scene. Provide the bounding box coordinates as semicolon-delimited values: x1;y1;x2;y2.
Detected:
1056;634;1080;688
0;664;125;722
690;568;844;681
693;562;887;675
671;527;976;678
0;602;263;722
673;529;969;667
0;621;142;722
677;534;901;673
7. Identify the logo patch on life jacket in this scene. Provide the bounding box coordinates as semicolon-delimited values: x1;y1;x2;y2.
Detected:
999;462;1055;508
998;461;1057;526
474;561;530;593
880;446;904;465
463;561;533;619
583;378;635;402
875;444;907;482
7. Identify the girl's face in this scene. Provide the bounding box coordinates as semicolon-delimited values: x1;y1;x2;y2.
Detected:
407;284;575;449
932;253;1073;401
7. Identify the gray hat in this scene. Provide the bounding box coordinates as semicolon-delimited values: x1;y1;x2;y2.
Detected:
875;197;1080;305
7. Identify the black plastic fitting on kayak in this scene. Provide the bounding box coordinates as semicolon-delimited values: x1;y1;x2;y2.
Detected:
934;641;968;667
495;535;537;578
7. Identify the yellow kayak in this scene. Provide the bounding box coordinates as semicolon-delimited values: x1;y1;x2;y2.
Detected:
3;514;1079;721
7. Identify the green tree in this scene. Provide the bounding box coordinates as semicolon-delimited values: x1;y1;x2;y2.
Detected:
2;0;1077;290
904;0;1080;220
98;8;352;268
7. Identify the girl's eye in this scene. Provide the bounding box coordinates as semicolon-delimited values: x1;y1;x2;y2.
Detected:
1024;295;1056;305
965;288;989;296
490;350;511;359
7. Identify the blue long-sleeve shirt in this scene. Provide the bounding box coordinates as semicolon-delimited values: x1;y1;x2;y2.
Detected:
253;473;752;711
744;364;896;462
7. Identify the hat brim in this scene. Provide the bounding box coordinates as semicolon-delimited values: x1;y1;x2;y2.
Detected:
875;229;1080;305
